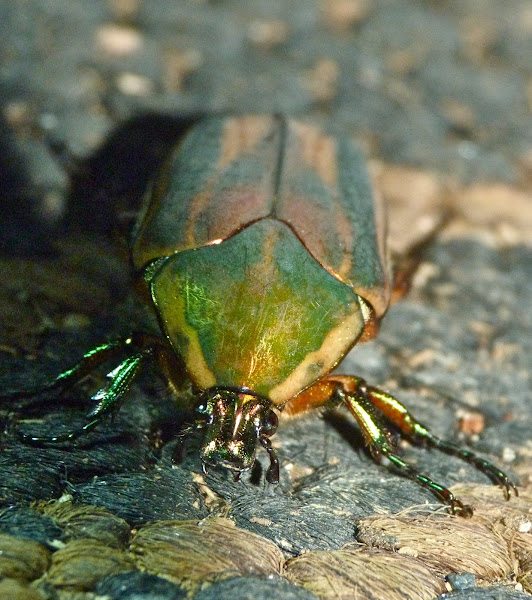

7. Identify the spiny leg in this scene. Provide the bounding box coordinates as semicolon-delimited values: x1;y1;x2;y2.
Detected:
12;333;169;444
362;381;518;499
285;377;472;515
19;348;153;444
5;338;138;403
334;384;473;516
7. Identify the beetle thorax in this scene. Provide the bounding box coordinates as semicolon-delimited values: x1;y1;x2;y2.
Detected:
150;219;366;404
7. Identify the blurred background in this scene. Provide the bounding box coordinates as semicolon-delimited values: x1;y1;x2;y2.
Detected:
0;0;530;243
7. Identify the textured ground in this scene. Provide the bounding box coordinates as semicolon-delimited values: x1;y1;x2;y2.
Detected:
0;1;531;599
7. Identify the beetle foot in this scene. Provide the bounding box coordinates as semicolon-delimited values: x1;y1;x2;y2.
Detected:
418;431;519;502
435;485;473;517
260;435;280;484
382;450;477;517
448;497;474;518
17;416;101;445
505;482;519;500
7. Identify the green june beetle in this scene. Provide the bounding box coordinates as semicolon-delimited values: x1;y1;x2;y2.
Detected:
12;115;517;515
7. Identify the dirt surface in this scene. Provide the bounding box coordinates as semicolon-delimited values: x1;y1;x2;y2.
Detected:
0;1;530;599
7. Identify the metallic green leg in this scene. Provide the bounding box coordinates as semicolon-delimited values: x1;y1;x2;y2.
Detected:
365;383;518;501
407;421;517;500
19;351;151;444
338;387;474;516
336;376;518;515
12;337;156;444
10;339;135;399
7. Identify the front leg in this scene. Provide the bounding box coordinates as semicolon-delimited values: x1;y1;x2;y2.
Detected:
8;334;167;444
285;375;517;515
354;378;518;500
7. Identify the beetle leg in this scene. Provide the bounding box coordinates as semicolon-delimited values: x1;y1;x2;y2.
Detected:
326;375;518;509
390;208;452;303
284;377;472;514
361;382;519;500
5;339;133;404
171;425;196;464
259;435;280;484
19;349;153;444
5;333;171;405
333;383;472;516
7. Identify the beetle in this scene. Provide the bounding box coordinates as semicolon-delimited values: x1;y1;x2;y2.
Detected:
10;115;517;515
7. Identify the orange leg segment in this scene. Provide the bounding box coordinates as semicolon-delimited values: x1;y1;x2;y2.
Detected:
285;375;517;515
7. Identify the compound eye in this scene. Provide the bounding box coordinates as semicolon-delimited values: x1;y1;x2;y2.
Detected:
195;402;211;422
261;410;278;436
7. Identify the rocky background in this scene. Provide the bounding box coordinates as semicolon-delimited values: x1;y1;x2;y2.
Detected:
0;1;531;599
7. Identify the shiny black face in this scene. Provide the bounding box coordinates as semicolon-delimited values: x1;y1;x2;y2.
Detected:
195;387;279;482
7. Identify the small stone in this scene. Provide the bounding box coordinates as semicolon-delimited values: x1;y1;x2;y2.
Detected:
321;0;371;32
96;23;143;57
3;101;33;129
116;72;154;96
440;98;476;132
445;572;476;591
502;447;516;463
456;410;485;436
305;58;339;104
163;48;203;93
247;19;289;50
518;521;531;534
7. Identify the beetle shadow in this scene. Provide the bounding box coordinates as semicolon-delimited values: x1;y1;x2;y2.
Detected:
66;113;205;237
0;110;205;256
322;410;375;457
0;109;56;257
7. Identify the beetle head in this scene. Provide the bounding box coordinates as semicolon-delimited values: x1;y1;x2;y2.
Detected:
195;387;279;482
